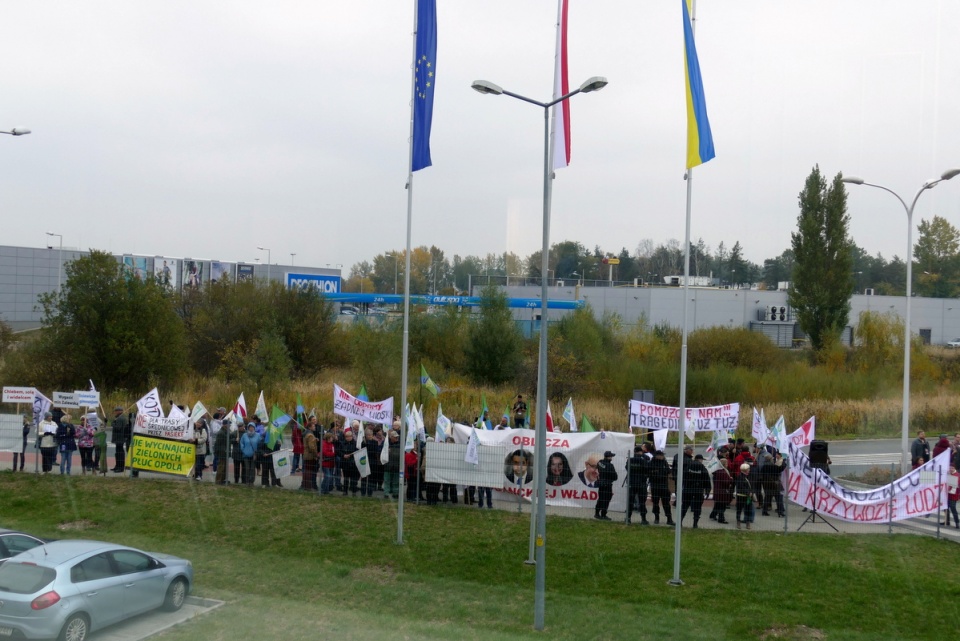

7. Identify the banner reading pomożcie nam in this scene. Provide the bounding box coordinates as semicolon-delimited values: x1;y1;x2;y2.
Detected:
787;441;951;523
628;400;739;432
332;384;393;425
450;424;634;510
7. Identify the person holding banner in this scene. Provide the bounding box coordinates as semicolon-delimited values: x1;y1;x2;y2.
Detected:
193;418;209;481
360;428;378;497
341;427;360;496
945;465;960;529
38;412;58;473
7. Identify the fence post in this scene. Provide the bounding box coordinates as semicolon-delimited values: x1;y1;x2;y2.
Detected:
937;468;942;540
888;463;895;536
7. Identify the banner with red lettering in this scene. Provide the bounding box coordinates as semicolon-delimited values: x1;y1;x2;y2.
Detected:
332;384;393;426
786;441;951;522
448;424;634;510
629;400;739;433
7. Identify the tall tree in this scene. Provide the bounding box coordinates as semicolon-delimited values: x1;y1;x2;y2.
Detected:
914;215;960;297
465;284;522;385
727;241;748;285
33;250;187;389
788;166;855;351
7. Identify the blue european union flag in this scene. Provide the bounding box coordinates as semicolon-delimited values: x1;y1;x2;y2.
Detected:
412;0;436;172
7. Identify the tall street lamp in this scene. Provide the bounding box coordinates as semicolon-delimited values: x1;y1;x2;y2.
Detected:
843;168;960;473
45;232;63;294
473;74;606;631
0;128;31;136
290;253;296;266
256;246;271;282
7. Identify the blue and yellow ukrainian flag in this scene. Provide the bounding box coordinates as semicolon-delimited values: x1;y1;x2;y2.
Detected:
682;0;715;169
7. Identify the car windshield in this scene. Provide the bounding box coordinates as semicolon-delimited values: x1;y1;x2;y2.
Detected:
0;561;56;594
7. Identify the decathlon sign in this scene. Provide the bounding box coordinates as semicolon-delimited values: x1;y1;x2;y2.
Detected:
286;273;341;294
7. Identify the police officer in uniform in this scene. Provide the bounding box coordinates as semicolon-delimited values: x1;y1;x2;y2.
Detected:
626;445;650;525
594;451;618;521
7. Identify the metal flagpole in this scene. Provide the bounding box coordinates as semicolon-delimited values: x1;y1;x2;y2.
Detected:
670;0;700;587
397;0;420;546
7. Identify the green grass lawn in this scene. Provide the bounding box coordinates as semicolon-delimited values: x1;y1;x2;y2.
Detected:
1;472;956;641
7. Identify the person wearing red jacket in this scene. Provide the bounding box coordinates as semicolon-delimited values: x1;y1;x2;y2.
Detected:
944;465;960;529
291;421;304;474
709;448;734;524
320;432;336;495
932;435;951;463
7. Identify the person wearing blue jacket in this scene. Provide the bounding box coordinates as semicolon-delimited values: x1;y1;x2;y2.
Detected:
240;422;261;485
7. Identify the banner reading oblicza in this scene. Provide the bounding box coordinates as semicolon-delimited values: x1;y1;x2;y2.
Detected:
332;384;394;425
130;435;195;477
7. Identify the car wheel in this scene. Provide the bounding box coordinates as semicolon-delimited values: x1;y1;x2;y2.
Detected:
59;613;89;641
162;577;188;611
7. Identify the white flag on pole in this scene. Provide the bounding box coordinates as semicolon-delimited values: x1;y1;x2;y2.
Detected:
255;391;268;422
136;388;164;418
465;427;480;465
563;397;576;430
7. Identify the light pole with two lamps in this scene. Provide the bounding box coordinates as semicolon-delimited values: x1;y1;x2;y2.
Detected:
472;74;607;631
843;168;960;473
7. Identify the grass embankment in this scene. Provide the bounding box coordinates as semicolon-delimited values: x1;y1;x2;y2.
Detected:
1;473;957;640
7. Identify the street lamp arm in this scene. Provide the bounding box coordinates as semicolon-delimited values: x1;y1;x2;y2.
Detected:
501;88;549;108
0;128;31;136
474;76;607;109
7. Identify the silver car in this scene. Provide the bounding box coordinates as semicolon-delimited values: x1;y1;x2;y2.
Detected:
0;529;45;564
0;540;192;641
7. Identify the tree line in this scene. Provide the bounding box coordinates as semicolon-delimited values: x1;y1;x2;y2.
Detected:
343;211;960;300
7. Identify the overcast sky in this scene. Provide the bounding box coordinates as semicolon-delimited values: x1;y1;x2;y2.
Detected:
2;1;958;275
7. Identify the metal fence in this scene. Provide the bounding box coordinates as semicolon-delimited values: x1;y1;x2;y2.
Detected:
2;417;956;544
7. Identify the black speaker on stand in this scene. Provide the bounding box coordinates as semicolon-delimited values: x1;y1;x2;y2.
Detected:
798;440;838;532
809;440;830;471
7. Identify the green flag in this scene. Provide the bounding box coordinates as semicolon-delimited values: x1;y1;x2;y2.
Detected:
268;405;290;448
476;392;489;429
295;393;305;424
580;415;596;433
420;365;440;397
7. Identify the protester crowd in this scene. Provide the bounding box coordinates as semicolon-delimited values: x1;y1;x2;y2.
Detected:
12;407;960;531
624;438;789;530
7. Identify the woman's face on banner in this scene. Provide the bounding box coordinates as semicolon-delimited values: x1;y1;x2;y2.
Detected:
549;455;564;476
